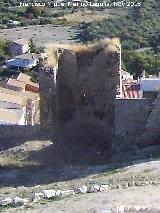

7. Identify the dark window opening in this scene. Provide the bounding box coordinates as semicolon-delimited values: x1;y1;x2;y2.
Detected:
80;94;87;105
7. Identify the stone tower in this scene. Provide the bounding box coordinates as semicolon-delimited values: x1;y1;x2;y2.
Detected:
39;39;121;151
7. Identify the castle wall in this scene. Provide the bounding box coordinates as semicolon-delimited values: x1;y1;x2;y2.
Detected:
0;99;154;140
115;98;153;134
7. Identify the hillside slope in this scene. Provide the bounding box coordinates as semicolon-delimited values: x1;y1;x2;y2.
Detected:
84;0;160;50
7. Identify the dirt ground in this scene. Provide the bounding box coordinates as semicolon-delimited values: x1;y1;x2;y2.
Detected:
1;137;160;212
0;25;80;47
6;185;160;213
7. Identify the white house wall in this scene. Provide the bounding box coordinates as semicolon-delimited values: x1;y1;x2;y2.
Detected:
140;79;160;91
22;45;29;54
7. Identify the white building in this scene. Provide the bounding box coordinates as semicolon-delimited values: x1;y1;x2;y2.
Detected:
8;39;29;57
0;101;26;125
140;79;160;92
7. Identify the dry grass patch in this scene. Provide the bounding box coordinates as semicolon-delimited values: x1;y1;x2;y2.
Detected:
46;38;121;67
59;10;110;23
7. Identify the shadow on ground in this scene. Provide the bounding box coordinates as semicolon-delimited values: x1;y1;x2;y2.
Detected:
0;124;160;188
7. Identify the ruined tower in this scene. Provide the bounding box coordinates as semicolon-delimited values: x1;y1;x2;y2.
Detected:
39;39;121;151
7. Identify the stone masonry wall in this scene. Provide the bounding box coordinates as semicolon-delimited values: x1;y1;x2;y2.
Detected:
115;98;153;135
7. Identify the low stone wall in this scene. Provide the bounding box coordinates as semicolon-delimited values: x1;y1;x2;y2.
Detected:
0;125;52;140
115;99;153;135
0;98;156;143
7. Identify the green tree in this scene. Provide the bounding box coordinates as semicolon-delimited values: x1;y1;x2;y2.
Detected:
26;6;44;18
28;39;38;53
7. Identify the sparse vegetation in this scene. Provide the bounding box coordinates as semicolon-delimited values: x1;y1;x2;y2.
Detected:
0;39;10;62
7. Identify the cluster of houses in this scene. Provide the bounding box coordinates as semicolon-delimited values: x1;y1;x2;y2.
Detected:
120;70;160;99
0;39;40;125
0;72;40;125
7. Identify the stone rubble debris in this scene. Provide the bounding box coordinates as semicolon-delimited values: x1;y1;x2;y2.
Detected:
42;189;56;199
89;184;100;193
128;181;135;187
111;205;160;213
1;181;160;209
55;190;62;197
111;205;125;213
59;190;75;197
0;198;13;206
99;184;109;192
13;197;29;205
0;197;29;206
100;210;111;213
74;185;88;194
32;192;44;202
